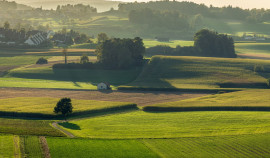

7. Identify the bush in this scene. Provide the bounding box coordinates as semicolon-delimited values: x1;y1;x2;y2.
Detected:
36;57;48;64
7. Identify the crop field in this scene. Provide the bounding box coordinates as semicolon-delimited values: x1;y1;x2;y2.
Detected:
144;89;270;111
236;43;270;59
60;111;270;139
0;135;14;157
47;138;159;158
143;134;270;158
0;118;65;136
20;136;43;158
126;56;270;89
0;97;135;116
0;88;208;106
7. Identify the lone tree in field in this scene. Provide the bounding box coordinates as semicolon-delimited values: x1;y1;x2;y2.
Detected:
62;48;68;64
54;98;73;119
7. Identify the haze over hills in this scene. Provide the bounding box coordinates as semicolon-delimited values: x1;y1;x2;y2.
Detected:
115;0;270;9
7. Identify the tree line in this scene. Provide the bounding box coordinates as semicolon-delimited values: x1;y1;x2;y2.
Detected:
120;1;270;24
147;29;236;58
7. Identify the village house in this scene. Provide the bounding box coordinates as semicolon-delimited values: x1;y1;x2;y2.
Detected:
97;82;111;90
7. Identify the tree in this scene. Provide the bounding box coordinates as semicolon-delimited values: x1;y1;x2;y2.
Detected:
54;98;73;119
4;21;10;30
97;33;109;44
194;29;236;58
80;54;89;64
62;48;68;64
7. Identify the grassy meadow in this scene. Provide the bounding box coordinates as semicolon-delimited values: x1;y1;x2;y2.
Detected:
47;138;159;158
126;56;270;89
59;111;270;139
0;118;64;136
0;97;135;116
0;135;14;157
20;136;44;158
143;134;270;158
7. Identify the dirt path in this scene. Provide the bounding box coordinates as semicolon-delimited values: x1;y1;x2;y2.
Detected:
39;136;51;158
51;122;75;138
0;87;210;106
13;136;20;158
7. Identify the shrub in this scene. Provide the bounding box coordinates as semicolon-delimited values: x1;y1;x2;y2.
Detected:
36;57;48;64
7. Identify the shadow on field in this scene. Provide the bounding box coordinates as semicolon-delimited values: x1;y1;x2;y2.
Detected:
59;122;81;130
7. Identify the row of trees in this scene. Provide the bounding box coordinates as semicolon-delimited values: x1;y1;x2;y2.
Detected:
146;29;236;58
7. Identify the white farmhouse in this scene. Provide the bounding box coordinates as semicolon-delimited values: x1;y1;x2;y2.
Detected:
25;31;54;46
97;82;111;90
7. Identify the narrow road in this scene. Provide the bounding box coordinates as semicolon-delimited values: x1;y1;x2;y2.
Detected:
51;122;75;138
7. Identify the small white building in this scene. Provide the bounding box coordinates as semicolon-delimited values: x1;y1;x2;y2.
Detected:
97;82;111;90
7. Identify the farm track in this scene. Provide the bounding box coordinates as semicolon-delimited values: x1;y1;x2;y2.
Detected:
0;66;17;77
13;136;20;158
52;122;75;138
0;87;209;106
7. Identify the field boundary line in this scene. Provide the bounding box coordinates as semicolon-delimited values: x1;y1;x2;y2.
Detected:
39;136;51;158
51;122;75;138
13;135;20;158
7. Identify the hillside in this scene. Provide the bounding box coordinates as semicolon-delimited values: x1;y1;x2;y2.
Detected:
126;56;270;89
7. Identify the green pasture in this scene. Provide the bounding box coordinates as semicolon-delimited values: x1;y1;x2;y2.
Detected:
143;134;270;158
0;118;64;136
0;56;40;66
60;111;270;139
235;43;270;55
127;56;270;89
0;97;134;115
0;64;142;89
20;136;43;158
47;138;159;158
0;135;14;157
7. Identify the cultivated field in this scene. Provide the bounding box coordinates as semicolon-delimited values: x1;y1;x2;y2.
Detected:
0;88;208;106
0;118;64;136
144;89;270;111
47;138;159;158
0;97;135;116
0;135;14;157
60;111;270;138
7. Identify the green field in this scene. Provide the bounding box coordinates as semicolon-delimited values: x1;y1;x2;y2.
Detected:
236;43;270;55
47;138;159;158
0;118;64;136
144;89;270;111
20;136;43;158
126;56;270;89
1;65;142;90
0;135;14;157
0;97;135;116
60;111;270;139
143;134;270;158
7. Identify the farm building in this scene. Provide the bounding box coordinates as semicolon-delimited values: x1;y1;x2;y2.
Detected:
97;82;111;90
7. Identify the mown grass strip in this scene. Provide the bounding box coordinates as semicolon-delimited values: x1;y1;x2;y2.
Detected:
0;135;14;157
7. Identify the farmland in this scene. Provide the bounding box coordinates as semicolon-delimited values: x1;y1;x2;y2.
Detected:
0;118;64;136
0;97;136;117
143;89;270;111
0;135;14;157
126;56;270;89
47;138;159;158
59;111;270;139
